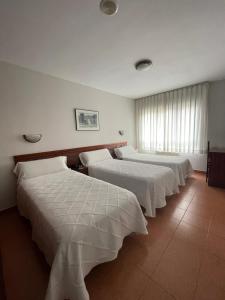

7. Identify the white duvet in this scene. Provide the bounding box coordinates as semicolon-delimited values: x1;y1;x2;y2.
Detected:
121;153;193;186
88;159;179;218
17;170;148;300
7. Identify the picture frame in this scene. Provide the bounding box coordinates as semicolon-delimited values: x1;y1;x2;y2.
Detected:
75;109;100;131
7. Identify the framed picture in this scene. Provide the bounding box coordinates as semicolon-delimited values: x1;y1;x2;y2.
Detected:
75;109;100;131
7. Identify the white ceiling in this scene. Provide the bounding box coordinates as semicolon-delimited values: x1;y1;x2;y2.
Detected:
1;0;225;99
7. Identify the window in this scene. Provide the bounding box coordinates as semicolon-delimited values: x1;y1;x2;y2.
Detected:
136;83;208;154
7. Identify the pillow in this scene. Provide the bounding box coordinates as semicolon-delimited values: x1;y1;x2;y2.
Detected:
114;145;137;158
13;156;68;181
155;151;179;156
79;149;112;167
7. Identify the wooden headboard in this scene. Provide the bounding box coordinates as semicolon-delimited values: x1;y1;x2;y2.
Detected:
14;141;127;168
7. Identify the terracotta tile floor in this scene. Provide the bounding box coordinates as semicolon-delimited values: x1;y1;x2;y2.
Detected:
0;173;225;300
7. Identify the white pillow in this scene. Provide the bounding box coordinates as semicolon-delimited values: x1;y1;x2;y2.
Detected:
79;149;112;167
114;145;137;158
155;151;178;156
13;156;68;181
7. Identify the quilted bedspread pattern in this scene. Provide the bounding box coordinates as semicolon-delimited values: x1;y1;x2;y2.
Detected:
17;170;148;300
122;153;193;186
88;159;179;217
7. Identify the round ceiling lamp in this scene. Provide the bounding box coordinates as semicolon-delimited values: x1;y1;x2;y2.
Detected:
100;0;119;16
135;59;153;71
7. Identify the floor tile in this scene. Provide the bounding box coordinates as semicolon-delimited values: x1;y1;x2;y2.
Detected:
206;233;225;261
166;197;191;210
147;217;179;239
209;213;225;239
87;260;148;300
174;221;207;248
116;235;149;267
195;278;225;300
1;241;49;300
197;253;225;293
134;219;178;276
182;210;212;232
153;238;203;300
139;278;175;300
136;237;170;276
156;206;186;221
191;194;217;208
187;201;216;219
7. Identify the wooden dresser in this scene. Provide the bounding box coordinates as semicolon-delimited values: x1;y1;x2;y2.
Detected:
207;149;225;188
0;250;6;300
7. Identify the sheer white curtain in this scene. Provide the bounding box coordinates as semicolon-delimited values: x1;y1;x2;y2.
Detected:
136;83;209;154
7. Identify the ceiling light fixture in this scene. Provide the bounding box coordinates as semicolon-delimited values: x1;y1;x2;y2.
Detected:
135;59;153;71
100;0;119;16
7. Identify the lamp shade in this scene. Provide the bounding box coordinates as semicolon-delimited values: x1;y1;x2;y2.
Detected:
23;134;42;143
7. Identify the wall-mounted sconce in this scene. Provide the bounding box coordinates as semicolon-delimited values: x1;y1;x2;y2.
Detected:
118;130;124;136
23;134;42;143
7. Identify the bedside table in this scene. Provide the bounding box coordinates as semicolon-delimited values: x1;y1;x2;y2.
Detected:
72;166;88;175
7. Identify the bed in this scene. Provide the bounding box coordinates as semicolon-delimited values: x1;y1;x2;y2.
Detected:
115;146;193;186
79;149;179;218
13;156;148;300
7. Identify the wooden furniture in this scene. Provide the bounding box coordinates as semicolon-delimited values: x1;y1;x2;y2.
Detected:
207;147;225;188
206;141;211;182
0;250;6;300
72;165;89;175
14;141;127;169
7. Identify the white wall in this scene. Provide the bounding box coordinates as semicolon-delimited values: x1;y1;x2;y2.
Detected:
0;61;135;211
208;79;225;148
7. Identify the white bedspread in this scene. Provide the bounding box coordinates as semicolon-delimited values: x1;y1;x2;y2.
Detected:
17;170;147;300
122;153;193;186
88;159;179;218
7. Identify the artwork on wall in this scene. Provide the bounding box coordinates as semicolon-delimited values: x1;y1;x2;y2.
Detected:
75;109;100;131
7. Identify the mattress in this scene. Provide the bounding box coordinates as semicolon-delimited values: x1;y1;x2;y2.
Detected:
17;170;148;300
88;159;179;217
122;153;193;186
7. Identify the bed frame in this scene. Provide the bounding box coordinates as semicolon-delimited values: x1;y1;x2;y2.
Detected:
14;141;127;168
